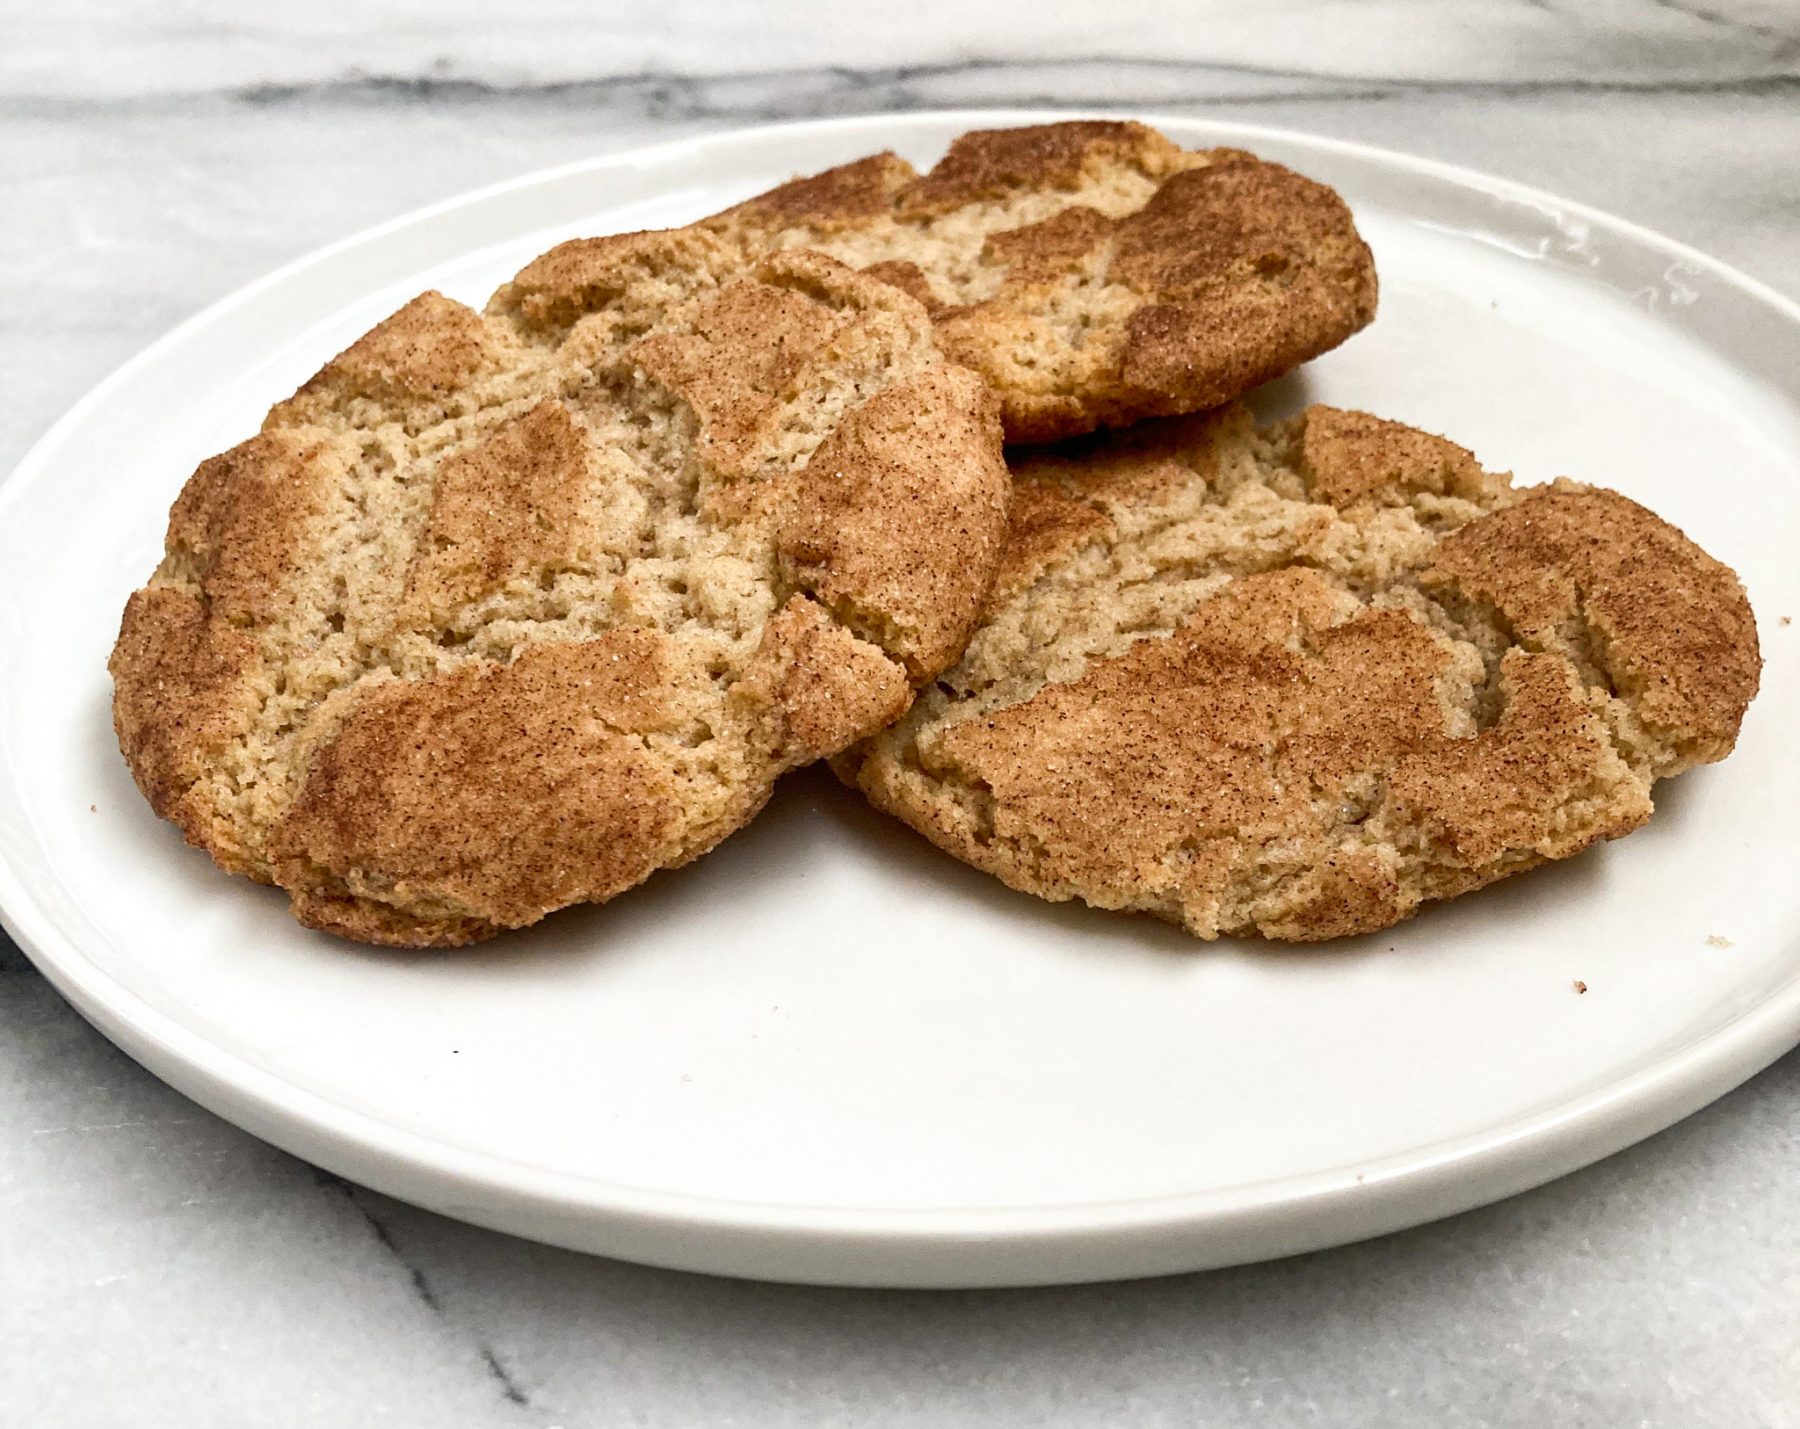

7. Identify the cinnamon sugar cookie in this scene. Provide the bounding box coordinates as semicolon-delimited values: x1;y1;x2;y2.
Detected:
111;234;1009;945
837;406;1759;941
709;121;1378;442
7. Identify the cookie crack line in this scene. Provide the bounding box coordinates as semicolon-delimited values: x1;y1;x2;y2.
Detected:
843;403;1760;943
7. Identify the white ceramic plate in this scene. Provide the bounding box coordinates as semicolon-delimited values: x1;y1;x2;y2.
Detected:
4;112;1799;1289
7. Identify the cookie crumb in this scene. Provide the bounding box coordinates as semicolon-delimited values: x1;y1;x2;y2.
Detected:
1705;934;1733;949
1572;979;1588;994
1781;616;1791;627
88;804;96;813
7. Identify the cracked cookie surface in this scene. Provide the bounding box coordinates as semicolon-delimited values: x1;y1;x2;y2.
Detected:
836;405;1760;941
111;234;1009;946
708;121;1378;442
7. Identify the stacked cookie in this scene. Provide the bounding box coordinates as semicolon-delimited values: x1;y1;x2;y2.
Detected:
111;121;1760;947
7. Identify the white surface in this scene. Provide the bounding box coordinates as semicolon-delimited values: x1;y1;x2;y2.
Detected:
6;0;1795;95
4;111;1799;1293
4;2;1798;1424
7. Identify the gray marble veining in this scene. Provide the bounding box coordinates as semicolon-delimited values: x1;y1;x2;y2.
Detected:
4;3;1798;1425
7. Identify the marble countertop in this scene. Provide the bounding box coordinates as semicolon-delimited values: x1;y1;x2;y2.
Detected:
5;3;1798;1424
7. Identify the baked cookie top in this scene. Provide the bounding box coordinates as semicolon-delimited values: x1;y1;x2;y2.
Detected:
837;405;1760;941
111;231;1009;946
708;121;1378;442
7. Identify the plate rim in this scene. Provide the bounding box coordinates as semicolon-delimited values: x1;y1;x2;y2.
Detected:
4;107;1799;1285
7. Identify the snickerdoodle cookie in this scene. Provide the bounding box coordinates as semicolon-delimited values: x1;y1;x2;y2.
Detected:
112;232;1009;945
836;405;1759;940
709;121;1378;442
